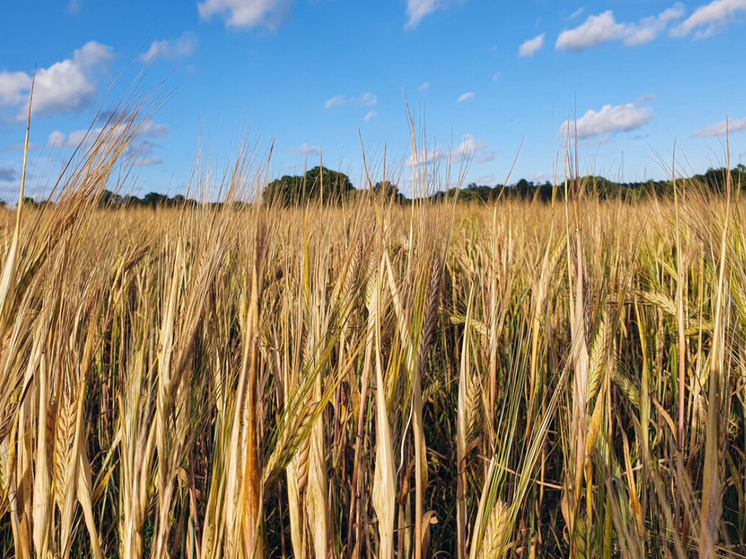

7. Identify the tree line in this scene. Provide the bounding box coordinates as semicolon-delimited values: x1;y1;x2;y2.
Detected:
10;164;744;208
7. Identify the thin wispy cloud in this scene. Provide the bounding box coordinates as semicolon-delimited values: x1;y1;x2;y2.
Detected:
141;32;198;62
67;0;81;14
568;8;585;20
519;33;545;57
672;0;746;38
409;133;493;166
47;129;164;166
0;165;17;182
364;111;378;123
457;92;475;103
198;0;293;29
288;143;321;157
627;5;686;46
556;5;684;52
636;93;658;104
123;140;163;167
560;102;655;139
48;119;168;149
418;82;431;92
692;116;746;137
0;41;114;120
405;0;467;29
324;92;377;109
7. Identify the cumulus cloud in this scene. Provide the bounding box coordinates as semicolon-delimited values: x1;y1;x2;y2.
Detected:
519;33;545;57
141;32;198;62
672;0;746;38
0;72;30;106
560;102;655;139
198;0;293;29
692;117;746;137
364;111;378;122
324;92;377;109
556;11;626;51
0;165;17;182
457;92;475;103
0;41;114;119
556;5;684;52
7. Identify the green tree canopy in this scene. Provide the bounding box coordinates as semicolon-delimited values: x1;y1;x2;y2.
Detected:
264;166;354;206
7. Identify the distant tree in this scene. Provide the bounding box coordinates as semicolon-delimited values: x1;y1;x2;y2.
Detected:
98;190;125;208
142;192;169;208
264;166;354;206
373;180;405;202
22;197;51;208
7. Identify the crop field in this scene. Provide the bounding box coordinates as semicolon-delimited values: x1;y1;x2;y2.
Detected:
0;117;745;559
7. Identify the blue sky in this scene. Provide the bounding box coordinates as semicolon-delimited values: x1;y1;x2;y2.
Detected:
1;0;745;199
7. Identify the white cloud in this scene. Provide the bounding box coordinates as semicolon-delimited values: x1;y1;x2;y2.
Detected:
141;32;198;62
324;92;378;109
568;8;585;20
692;117;746;137
409;133;493;166
49;129;163;166
418;82;431;92
457;92;475;103
0;165;17;182
636;93;658;104
288;143;321;157
364;111;378;122
556;11;628;51
0;41;114;119
556;6;684;51
470;174;497;185
0;72;30;106
477;151;499;164
405;0;448;29
48;118;169;149
672;0;746;38
454;134;485;158
198;0;293;29
626;4;686;45
519;33;545;57
324;95;346;109
123;140;163;167
559;102;655;139
358;92;377;106
4;142;40;152
405;0;471;29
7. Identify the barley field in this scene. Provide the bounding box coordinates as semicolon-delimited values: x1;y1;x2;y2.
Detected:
1;117;745;559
